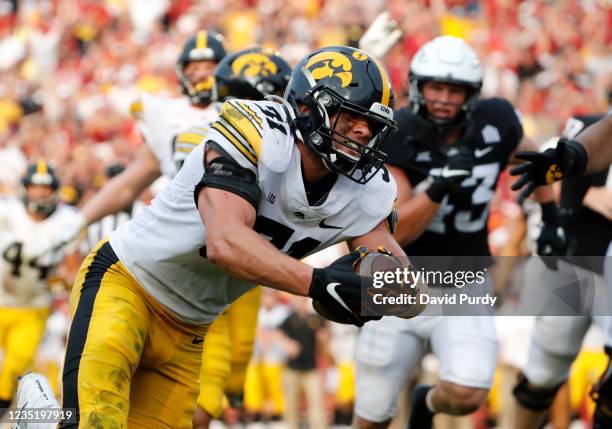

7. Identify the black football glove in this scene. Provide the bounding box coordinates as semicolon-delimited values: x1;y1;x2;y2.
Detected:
510;138;588;203
536;202;568;270
426;147;474;203
308;248;381;327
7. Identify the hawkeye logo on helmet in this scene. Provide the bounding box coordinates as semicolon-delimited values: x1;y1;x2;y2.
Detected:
305;52;353;88
232;53;278;78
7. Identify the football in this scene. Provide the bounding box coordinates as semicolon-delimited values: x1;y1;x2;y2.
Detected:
358;252;426;320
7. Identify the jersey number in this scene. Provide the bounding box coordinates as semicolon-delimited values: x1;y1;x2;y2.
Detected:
257;106;287;135
2;242;52;279
429;162;500;234
254;216;321;258
199;216;321;260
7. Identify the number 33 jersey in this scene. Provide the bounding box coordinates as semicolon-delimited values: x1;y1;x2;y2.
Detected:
384;98;523;256
110;99;397;324
0;197;79;307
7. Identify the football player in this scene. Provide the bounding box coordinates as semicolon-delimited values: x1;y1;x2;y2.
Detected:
512;112;612;429
58;45;406;428
41;30;227;252
18;45;292;429
190;47;292;429
354;36;563;429
0;161;80;417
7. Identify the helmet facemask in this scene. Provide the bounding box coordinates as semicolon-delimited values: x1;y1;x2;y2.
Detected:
23;187;59;217
292;84;396;184
176;61;216;106
20;161;60;218
176;31;227;106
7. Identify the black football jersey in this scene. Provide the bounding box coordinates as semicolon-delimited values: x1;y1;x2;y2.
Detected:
559;115;612;273
384;98;523;257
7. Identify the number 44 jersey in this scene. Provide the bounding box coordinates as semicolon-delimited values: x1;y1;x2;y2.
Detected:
384;98;523;256
0;197;79;307
110;99;397;325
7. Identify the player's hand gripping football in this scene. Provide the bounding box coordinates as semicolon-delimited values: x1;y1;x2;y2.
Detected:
308;247;381;327
510;138;587;203
358;12;403;59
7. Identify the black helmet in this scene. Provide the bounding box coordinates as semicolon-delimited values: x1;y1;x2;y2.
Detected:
214;47;292;103
20;159;60;217
176;30;227;105
284;46;396;184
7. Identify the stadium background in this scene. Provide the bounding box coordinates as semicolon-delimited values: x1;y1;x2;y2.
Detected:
0;0;611;427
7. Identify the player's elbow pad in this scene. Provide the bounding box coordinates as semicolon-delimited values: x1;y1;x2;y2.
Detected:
194;156;261;210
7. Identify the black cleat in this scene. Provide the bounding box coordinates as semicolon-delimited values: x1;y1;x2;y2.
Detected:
407;384;435;429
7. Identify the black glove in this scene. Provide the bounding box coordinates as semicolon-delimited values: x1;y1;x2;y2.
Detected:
308;248;381;327
536;202;568;270
510;138;588;203
426;147;474;203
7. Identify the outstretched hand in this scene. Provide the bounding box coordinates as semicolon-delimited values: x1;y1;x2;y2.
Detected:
358;12;403;60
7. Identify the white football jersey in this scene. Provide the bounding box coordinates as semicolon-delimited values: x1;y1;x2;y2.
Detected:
110;99;397;324
133;93;219;178
0;197;79;307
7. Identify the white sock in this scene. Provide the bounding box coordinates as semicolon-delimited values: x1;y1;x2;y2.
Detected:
425;386;437;413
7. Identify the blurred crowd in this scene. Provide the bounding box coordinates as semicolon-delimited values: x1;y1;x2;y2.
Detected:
1;0;611;427
1;0;610;199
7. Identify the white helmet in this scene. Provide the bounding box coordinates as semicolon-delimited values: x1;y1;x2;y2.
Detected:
409;36;483;129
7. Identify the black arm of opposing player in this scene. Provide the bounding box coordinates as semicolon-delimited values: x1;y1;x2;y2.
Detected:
197;148;313;296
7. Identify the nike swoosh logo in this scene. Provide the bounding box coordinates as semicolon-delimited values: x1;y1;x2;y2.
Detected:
440;166;469;178
326;283;351;312
319;219;342;229
475;147;494;158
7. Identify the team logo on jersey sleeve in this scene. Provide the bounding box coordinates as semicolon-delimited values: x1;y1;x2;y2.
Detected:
304;52;353;88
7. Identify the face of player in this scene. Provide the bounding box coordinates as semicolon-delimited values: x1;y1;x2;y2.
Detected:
26;184;55;216
328;110;372;161
422;81;468;121
184;60;217;93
